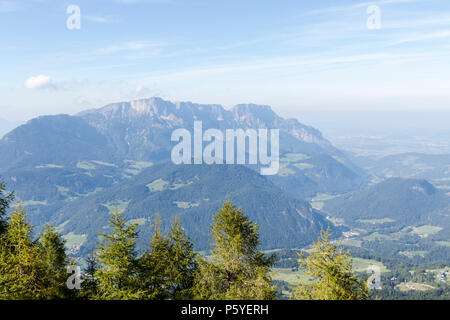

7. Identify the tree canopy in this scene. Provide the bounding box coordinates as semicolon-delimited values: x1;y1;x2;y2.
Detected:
293;229;369;300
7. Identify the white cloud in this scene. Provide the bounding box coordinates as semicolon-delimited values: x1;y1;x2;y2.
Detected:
135;84;144;93
24;75;54;89
75;96;90;106
134;84;154;97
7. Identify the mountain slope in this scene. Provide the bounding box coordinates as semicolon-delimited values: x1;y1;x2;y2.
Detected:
361;152;450;190
323;178;449;226
77;97;365;195
0;115;114;171
49;163;336;255
0;97;365;257
0;97;365;200
78;97;338;161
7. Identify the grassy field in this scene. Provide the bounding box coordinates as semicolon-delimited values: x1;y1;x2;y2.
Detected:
276;153;312;176
147;178;195;192
123;160;153;175
103;200;130;213
76;161;96;170
127;218;147;226
436;241;450;247
21;200;47;206
400;250;428;258
277;164;296;176
411;225;443;238
270;257;387;298
339;239;363;248
91;160;116;167
280;153;309;162
173;201;200;209
311;201;324;210
363;232;393;241
293;163;315;170
352;257;389;273
63;232;87;248
271;257;388;287
271;268;313;286
326;216;345;226
396;282;436;292
358;218;395;224
35;164;64;169
170;179;195;190
147;178;169;192
312;193;338;201
311;194;338;211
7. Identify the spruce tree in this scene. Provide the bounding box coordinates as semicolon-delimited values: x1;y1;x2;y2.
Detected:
138;216;170;299
0;176;14;235
95;209;144;299
165;218;198;299
0;206;44;299
80;253;99;299
293;229;369;300
195;201;275;300
139;216;198;299
37;224;69;299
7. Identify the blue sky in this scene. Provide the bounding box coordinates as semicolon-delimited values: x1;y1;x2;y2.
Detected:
1;0;450;121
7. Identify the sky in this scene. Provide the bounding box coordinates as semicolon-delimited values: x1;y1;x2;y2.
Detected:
1;0;450;121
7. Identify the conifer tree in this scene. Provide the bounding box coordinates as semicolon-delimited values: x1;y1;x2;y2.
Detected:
95;209;144;299
0;176;14;235
80;253;99;299
0;206;44;299
138;216;169;299
138;216;198;300
37;224;69;299
293;229;369;300
195;201;275;300
165;218;199;299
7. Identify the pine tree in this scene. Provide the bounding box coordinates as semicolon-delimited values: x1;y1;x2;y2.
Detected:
293;229;369;300
195;201;275;300
138;216;169;299
0;206;44;299
165;218;199;299
37;224;70;299
0;176;14;235
80;253;99;299
95;209;144;300
138;216;198;300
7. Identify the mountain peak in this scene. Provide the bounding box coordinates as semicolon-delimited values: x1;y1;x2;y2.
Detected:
72;97;338;160
129;97;172;114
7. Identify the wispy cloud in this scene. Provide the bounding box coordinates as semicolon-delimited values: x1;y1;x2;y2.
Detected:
383;15;450;29
303;0;421;16
84;15;112;23
93;41;165;55
134;51;436;82
391;30;450;45
114;0;174;4
0;0;21;12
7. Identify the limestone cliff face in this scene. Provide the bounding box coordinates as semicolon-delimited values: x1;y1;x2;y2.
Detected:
78;97;336;161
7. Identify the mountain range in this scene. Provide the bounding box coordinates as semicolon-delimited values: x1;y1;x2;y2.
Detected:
0;97;368;254
323;177;450;236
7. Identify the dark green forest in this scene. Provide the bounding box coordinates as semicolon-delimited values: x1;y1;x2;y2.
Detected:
0;177;369;300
